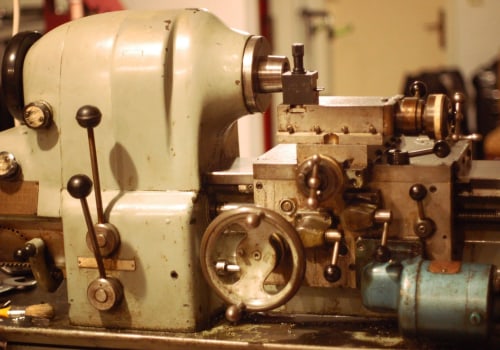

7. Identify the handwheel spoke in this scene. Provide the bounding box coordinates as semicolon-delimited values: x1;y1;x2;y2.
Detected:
230;231;277;305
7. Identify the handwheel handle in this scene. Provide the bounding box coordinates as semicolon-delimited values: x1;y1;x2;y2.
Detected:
200;206;305;313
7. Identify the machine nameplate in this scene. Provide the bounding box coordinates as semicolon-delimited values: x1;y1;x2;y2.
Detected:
0;181;38;215
78;257;136;271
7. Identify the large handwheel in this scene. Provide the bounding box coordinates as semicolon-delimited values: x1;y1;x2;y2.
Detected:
200;206;305;314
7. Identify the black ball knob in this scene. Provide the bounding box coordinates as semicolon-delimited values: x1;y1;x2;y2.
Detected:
76;105;102;129
67;174;93;199
324;264;341;283
13;248;25;261
13;242;36;261
409;81;427;98
375;245;391;262
433;140;451;158
409;184;427;201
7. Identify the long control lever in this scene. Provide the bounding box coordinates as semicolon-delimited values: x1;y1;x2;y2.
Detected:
67;174;123;311
67;105;123;311
75;106;120;256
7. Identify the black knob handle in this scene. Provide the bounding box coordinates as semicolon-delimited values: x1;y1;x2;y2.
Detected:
324;264;341;283
409;81;427;98
433;140;451;158
67;174;93;199
374;245;391;262
409;184;427;201
76;105;102;129
13;242;36;261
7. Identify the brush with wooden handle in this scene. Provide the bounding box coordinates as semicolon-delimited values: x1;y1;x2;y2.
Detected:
0;303;55;319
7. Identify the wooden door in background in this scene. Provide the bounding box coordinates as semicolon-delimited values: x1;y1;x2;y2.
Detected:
326;0;447;96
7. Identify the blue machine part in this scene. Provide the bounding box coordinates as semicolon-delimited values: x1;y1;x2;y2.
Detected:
361;260;403;312
362;258;493;341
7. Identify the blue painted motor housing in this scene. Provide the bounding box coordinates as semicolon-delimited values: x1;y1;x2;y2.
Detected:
361;258;493;341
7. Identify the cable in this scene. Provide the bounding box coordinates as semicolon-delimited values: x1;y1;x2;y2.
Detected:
12;0;20;36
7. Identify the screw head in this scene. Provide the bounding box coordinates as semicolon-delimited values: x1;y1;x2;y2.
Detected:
469;311;482;325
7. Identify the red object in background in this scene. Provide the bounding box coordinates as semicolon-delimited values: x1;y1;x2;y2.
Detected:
44;0;123;32
43;0;69;31
84;0;123;13
259;0;273;151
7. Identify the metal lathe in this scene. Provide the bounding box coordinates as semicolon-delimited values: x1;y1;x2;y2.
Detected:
0;8;498;349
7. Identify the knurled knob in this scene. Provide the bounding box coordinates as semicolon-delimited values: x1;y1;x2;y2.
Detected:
76;105;102;128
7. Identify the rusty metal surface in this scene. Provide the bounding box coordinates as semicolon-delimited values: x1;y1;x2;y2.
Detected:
428;260;461;274
0;181;39;216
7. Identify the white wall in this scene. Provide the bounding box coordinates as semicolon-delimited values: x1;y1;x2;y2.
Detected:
121;0;264;158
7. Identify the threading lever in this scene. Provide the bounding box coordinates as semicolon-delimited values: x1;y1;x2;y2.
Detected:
67;174;123;311
67;175;106;279
75;106;120;257
76;106;105;223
